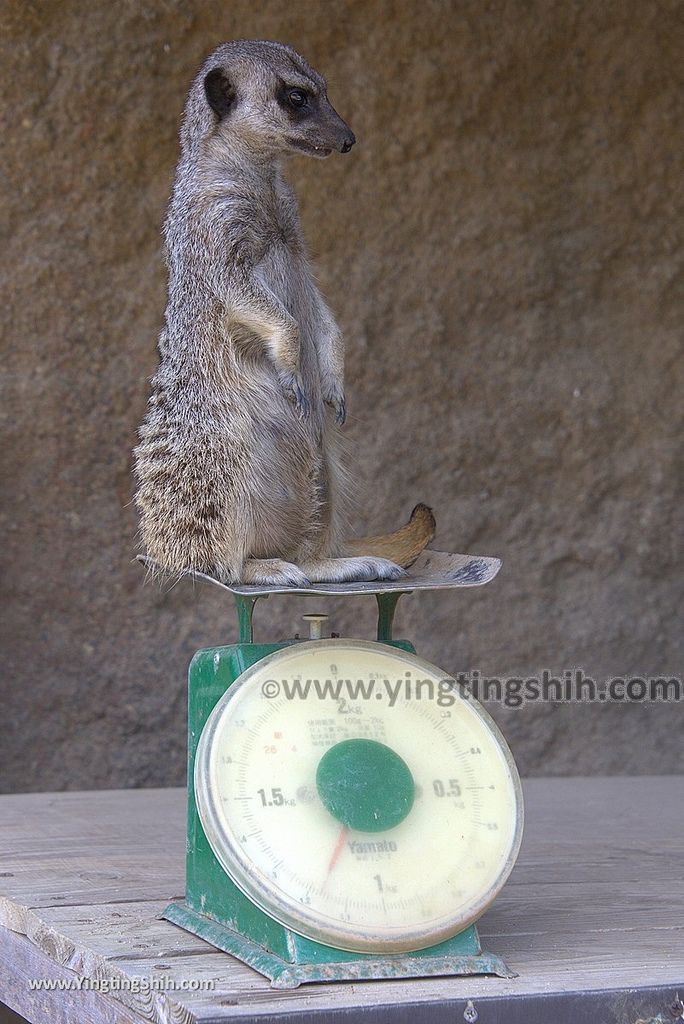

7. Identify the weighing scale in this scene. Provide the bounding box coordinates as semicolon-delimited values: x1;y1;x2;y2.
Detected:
140;548;523;989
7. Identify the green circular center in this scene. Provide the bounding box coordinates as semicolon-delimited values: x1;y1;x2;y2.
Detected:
315;738;415;833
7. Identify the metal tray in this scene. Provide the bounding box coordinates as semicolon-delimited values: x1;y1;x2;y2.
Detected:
137;549;501;598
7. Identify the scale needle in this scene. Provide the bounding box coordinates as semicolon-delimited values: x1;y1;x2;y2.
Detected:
325;826;349;878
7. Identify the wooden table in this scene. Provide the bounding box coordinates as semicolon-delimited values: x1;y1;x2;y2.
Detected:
0;778;682;1024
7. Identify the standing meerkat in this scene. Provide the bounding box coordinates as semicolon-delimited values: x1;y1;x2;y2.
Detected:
134;40;434;586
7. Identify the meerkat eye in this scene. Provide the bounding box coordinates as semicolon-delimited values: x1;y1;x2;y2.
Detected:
287;88;309;109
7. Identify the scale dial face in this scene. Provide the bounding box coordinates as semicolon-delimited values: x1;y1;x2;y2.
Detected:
195;640;523;954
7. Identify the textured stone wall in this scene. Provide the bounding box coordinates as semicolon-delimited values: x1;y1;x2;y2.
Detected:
1;0;682;792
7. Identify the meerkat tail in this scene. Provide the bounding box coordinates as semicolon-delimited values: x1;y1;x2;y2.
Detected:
346;504;436;569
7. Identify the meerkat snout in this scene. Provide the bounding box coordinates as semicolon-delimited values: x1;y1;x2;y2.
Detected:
199;39;355;161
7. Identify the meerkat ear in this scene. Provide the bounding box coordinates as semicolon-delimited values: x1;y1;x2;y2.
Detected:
204;68;236;118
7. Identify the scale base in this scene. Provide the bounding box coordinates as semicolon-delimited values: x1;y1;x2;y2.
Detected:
163;901;515;989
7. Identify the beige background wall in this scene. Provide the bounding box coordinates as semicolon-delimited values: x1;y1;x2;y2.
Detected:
1;0;682;792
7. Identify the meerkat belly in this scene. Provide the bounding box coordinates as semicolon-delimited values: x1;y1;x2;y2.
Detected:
205;331;324;557
236;401;324;560
174;372;318;560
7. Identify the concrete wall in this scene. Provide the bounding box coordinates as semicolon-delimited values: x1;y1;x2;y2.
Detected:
1;0;682;792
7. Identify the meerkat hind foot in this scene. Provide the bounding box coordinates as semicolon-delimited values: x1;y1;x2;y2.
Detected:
301;556;407;584
242;558;311;587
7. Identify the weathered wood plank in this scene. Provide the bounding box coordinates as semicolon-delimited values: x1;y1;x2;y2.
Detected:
0;779;682;1023
0;926;147;1024
9;899;683;1015
0;789;185;910
22;882;684;958
1;779;681;913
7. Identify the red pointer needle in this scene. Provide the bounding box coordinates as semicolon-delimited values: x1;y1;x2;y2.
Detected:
325;826;349;878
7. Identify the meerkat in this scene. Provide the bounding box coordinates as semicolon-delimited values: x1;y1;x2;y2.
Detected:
133;40;435;586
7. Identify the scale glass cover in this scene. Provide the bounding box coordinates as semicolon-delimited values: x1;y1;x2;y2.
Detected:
194;638;523;955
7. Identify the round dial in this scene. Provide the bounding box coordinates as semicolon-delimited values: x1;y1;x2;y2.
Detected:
195;640;523;953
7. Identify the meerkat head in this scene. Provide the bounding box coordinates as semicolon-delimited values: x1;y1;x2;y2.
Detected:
187;40;355;161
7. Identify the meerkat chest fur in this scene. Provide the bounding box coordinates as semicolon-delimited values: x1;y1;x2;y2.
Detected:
249;177;313;324
164;174;323;433
253;178;322;375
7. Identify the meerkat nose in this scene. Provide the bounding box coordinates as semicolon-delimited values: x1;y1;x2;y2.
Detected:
341;132;356;153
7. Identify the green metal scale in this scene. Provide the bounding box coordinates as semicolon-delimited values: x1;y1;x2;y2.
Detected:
144;549;523;989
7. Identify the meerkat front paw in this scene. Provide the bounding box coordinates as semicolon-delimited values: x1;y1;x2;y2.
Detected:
301;556;407;584
323;382;346;425
279;371;310;420
357;556;407;581
242;558;311;587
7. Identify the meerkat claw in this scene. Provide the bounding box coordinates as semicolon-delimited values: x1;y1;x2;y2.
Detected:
296;389;310;420
280;372;310;420
324;387;346;424
335;397;346;425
